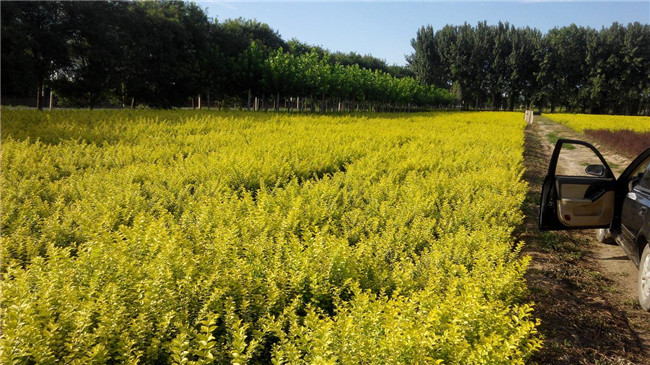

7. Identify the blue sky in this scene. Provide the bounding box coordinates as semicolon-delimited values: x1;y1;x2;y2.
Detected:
196;1;650;66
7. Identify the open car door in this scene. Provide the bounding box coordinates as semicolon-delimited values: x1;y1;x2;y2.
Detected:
539;139;616;231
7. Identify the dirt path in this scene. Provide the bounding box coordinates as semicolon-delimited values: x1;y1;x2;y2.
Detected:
521;115;650;364
534;116;643;303
534;116;632;177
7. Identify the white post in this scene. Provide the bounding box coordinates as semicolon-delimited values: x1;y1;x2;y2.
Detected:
198;94;201;109
49;90;54;110
525;110;534;125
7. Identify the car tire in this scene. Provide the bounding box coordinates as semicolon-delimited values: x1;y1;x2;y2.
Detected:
596;228;616;245
639;243;650;312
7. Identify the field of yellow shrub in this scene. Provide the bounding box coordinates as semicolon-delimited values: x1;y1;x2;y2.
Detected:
547;113;650;132
1;110;539;363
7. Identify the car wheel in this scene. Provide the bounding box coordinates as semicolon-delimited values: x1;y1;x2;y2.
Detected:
639;243;650;312
596;228;615;244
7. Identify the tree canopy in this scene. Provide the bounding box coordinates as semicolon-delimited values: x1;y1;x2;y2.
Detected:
2;1;442;111
3;2;648;114
408;21;650;115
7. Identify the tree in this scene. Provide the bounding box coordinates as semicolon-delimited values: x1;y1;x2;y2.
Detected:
54;1;128;109
408;25;454;89
1;1;68;109
508;27;541;110
619;23;650;115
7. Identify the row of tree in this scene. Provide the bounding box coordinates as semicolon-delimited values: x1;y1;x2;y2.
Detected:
5;1;648;114
1;1;452;111
237;47;452;112
408;22;650;115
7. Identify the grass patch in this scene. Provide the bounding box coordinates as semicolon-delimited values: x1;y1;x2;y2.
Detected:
538;231;589;261
539;231;565;251
623;299;641;309
546;132;575;149
561;250;585;261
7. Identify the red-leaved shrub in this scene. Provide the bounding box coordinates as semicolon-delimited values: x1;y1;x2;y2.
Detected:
584;129;650;159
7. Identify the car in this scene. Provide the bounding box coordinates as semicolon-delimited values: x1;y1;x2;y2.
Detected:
539;138;650;311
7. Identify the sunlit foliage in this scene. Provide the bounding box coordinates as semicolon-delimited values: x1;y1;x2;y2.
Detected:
547;113;650;132
1;110;539;363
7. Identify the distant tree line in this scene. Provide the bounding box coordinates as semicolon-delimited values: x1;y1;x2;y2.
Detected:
1;1;452;111
408;22;650;115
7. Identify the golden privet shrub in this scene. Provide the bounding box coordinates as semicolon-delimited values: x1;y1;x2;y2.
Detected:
547;113;650;132
1;110;539;364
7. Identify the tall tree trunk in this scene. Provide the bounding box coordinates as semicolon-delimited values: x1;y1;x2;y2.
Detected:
275;93;280;112
131;97;135;109
320;93;325;114
247;89;252;111
36;80;43;110
207;91;211;109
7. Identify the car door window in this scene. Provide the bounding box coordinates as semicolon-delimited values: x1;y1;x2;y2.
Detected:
630;156;650;178
638;165;650;191
555;143;609;177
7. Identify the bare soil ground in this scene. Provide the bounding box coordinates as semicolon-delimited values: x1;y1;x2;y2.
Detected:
521;115;650;364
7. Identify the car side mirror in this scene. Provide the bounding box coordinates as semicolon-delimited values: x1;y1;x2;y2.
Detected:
585;164;605;177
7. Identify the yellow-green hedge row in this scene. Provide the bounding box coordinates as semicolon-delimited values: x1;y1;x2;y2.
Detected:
546;113;650;132
1;110;539;364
